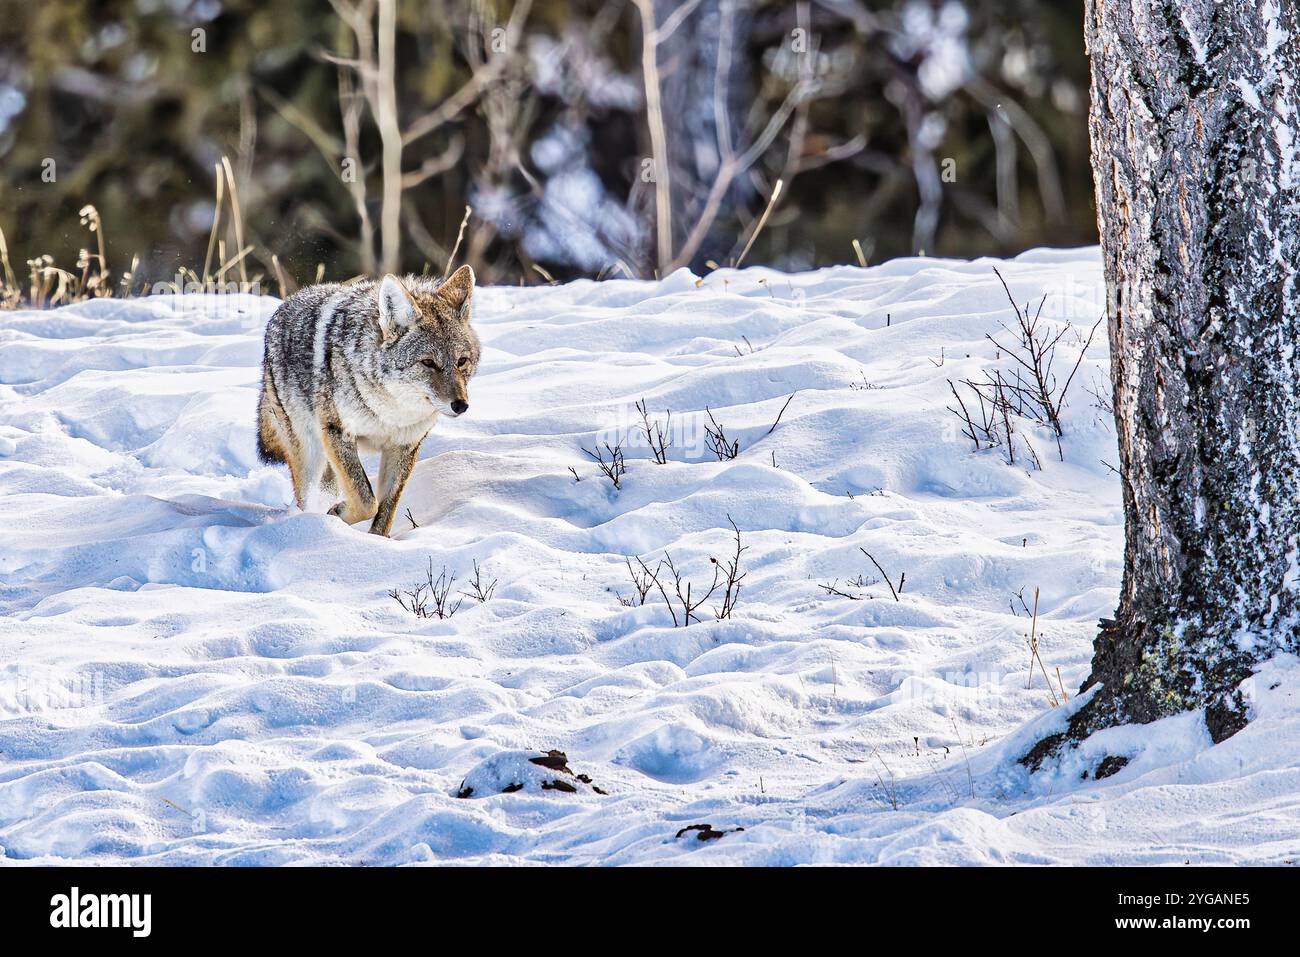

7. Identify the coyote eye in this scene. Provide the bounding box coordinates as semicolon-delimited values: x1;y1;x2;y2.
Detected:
420;358;439;370
456;356;470;371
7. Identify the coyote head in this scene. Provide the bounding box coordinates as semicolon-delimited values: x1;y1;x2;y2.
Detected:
375;265;481;416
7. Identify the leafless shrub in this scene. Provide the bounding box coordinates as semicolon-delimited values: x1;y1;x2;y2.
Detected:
313;0;533;274
462;559;497;603
820;559;896;603
389;558;463;619
634;0;829;273
704;407;739;461
948;272;1103;465
947;378;994;453
635;399;672;465
701;395;794;463
986;268;1104;459
947;372;1028;467
1085;377;1115;432
657;553;716;627
623;518;746;626
821;572;876;600
582;440;627;489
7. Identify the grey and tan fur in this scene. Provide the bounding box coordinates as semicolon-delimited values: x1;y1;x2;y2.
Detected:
258;265;480;536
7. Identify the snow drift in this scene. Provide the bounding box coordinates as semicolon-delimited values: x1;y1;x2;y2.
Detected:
2;248;1298;865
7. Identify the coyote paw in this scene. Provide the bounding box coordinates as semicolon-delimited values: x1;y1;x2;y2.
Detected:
328;500;378;524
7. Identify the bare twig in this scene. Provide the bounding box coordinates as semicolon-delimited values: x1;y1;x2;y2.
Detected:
711;516;747;620
859;549;904;601
947;379;986;452
1025;587;1060;706
443;205;472;279
462;560;498;603
401;0;534;146
819;580;865;600
635;399;672;464
621;557;664;607
664;0;819;272
872;751;899;810
764;392;796;437
734;178;784;268
661;552;720;626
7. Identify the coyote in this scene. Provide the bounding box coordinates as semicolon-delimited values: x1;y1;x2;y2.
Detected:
257;265;480;536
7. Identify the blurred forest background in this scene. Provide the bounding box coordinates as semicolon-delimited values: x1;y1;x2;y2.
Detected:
0;0;1094;293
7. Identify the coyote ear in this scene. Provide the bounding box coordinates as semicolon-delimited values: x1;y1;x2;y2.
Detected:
377;274;417;337
439;264;475;321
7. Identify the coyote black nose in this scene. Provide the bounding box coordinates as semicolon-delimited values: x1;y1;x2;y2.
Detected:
451;399;468;415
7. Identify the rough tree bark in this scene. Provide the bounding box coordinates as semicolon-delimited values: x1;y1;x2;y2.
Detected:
1028;2;1300;764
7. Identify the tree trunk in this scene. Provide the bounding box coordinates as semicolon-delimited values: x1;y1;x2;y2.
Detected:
1029;2;1300;763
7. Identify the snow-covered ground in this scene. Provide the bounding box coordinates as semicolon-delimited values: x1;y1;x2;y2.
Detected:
2;248;1298;865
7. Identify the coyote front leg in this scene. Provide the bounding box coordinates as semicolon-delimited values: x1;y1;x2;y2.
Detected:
321;420;377;525
369;440;423;536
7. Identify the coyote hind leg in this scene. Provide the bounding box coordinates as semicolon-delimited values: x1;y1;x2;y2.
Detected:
259;374;331;512
282;420;334;512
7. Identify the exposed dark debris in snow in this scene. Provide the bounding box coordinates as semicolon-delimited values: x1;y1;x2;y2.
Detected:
530;749;573;772
1091;755;1130;780
456;749;607;798
675;824;745;842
